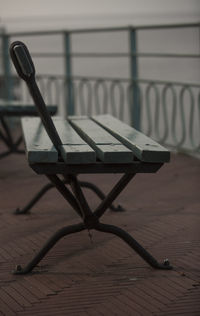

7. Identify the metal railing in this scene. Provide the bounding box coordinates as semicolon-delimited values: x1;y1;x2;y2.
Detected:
13;74;199;153
0;23;200;154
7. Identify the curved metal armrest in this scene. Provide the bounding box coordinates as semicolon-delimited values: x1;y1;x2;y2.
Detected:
10;41;62;154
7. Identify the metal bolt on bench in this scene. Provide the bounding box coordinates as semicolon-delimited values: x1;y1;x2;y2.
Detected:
10;41;172;274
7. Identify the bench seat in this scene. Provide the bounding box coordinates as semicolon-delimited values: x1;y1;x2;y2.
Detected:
22;114;170;165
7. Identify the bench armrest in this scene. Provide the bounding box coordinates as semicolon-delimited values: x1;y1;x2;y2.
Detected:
10;41;62;155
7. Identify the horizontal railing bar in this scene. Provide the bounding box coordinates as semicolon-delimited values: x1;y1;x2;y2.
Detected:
4;22;200;37
134;22;200;30
5;27;129;37
13;52;199;59
68;26;130;34
6;30;67;37
60;23;200;33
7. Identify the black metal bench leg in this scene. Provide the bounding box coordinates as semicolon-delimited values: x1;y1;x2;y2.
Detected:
79;181;125;212
14;135;23;147
0;150;12;159
14;179;124;215
95;173;136;219
13;135;25;154
13;222;85;274
0;117;13;147
15;183;55;214
0;128;11;148
95;222;172;270
0;118;24;157
0;119;13;159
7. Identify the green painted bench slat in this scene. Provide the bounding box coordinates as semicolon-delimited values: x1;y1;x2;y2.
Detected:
69;116;134;163
21;117;58;163
22;114;169;165
92;114;170;163
53;117;96;164
22;117;96;164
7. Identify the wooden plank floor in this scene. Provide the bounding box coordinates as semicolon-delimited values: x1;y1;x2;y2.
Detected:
0;139;200;315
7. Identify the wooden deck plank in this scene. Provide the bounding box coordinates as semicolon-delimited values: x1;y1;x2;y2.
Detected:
0;151;199;315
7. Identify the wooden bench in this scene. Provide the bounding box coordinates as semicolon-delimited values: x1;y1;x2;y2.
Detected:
0;99;57;159
22;114;169;165
10;41;172;274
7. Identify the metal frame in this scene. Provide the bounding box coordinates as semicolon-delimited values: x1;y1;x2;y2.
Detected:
14;169;172;274
14;161;161;215
15;178;125;214
0;115;24;159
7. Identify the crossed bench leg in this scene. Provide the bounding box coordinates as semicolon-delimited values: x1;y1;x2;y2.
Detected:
0;116;24;159
14;179;124;215
13;173;172;274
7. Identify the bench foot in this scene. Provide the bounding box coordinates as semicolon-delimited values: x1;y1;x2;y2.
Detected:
0;150;12;159
14;183;55;214
12;223;85;274
110;205;126;212
12;220;172;275
95;222;173;270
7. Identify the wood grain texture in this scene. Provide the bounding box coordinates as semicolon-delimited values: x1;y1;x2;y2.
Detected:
22;117;96;164
69;116;134;163
21;117;58;163
92;114;170;163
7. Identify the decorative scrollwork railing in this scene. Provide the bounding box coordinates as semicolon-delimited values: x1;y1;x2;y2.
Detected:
15;75;200;154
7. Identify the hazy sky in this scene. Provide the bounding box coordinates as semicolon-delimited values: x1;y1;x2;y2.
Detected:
1;0;199;17
0;0;199;30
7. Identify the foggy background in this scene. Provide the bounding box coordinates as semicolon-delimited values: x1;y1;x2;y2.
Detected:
1;0;200;30
0;0;200;150
1;0;199;82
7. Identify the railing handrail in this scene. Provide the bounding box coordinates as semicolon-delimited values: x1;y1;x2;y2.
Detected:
1;52;198;59
3;22;200;37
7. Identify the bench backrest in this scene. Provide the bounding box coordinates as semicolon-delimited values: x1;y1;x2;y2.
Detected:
10;41;62;155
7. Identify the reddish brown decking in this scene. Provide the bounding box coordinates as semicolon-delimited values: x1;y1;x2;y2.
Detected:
0;142;200;315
